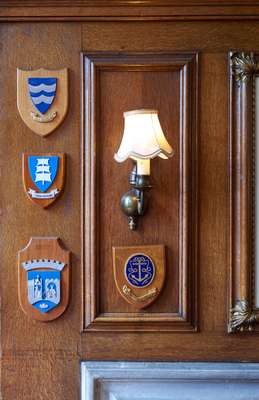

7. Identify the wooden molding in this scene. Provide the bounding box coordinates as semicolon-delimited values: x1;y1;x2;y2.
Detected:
229;51;259;333
2;2;259;21
4;0;259;5
81;51;198;332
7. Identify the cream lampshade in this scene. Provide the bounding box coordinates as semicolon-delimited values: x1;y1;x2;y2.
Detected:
114;109;174;175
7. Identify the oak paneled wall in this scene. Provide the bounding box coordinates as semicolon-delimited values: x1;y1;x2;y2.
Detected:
0;22;82;400
82;52;198;332
2;8;259;400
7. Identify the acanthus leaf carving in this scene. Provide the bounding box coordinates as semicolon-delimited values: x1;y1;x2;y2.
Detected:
231;52;259;84
229;300;257;333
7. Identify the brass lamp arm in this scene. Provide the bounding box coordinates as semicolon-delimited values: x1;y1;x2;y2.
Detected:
120;164;151;230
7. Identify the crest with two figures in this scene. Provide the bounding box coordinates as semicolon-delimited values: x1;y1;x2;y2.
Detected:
18;237;70;322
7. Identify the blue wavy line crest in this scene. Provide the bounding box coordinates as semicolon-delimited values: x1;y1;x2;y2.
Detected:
28;77;57;114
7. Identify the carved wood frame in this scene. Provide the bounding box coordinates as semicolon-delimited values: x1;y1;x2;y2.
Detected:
1;2;259;22
81;51;198;332
229;51;259;333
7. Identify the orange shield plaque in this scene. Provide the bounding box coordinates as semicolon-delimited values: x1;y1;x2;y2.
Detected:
18;237;70;322
22;153;65;208
17;68;68;136
113;245;166;309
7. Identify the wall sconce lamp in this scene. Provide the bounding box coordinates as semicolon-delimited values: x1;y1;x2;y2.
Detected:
114;109;174;230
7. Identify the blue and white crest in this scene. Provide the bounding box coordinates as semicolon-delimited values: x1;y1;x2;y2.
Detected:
27;270;60;313
28;77;57;114
28;155;59;193
17;68;68;136
125;254;155;288
22;258;65;314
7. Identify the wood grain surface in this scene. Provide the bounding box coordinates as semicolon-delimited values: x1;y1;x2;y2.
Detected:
0;22;82;400
1;6;259;400
3;2;259;21
82;51;198;332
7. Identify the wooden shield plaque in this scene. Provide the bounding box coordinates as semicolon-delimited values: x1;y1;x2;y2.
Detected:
18;237;70;322
113;245;166;309
17;68;68;136
22;153;65;208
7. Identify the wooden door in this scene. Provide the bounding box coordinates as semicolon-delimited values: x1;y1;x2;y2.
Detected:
1;2;259;399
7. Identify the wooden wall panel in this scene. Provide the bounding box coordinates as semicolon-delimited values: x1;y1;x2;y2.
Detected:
0;22;82;399
82;52;198;331
2;356;80;400
2;7;259;400
82;21;259;53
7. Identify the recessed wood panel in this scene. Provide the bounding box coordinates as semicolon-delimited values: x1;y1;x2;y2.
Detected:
82;52;198;332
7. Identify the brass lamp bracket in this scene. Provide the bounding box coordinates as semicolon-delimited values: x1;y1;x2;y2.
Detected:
120;164;152;230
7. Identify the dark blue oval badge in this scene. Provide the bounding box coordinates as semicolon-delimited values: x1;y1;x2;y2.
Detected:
125;254;155;288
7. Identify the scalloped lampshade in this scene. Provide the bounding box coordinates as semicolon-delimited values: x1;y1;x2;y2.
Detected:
114;109;174;175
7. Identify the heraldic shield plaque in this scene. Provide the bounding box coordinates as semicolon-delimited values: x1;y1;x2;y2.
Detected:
18;237;70;322
113;245;166;309
17;68;68;136
22;153;65;208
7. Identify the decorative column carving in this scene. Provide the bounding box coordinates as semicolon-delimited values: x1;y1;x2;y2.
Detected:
229;52;259;333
